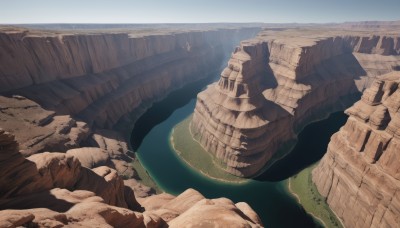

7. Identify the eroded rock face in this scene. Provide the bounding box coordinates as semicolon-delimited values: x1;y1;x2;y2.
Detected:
0;26;260;159
0;26;260;131
0;130;140;211
139;189;263;227
191;29;400;177
0;203;149;228
0;95;90;156
0;130;263;228
312;72;400;228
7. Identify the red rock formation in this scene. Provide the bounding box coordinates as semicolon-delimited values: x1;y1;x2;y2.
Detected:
0;129;141;211
191;41;294;176
139;189;263;227
191;29;400;177
0;129;263;227
312;71;400;227
0;95;90;156
0;26;260;130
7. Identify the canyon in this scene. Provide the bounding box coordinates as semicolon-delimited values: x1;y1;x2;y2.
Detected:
191;28;400;177
0;24;259;158
312;71;400;227
0;25;263;227
1;21;400;228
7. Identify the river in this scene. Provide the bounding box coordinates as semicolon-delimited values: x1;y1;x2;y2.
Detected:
131;75;348;227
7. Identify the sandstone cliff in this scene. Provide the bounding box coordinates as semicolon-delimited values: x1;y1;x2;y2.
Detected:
312;71;400;228
0;26;259;131
191;29;400;177
0;25;260;188
0;129;263;227
0;95;90;156
0;24;260;200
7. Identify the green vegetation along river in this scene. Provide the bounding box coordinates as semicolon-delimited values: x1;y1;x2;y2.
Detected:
131;78;348;227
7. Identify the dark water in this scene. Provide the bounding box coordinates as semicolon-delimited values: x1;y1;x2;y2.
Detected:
131;79;348;227
130;75;216;151
256;112;348;182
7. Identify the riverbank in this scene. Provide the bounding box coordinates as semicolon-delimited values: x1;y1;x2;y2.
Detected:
170;115;247;183
288;163;343;228
130;157;162;193
135;97;342;227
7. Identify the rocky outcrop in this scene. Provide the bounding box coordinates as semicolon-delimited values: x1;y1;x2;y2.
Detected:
191;29;400;177
139;189;263;227
312;72;400;228
0;202;155;228
0;129;141;211
0;95;145;192
0;129;263;227
66;147;137;178
0;95;90;156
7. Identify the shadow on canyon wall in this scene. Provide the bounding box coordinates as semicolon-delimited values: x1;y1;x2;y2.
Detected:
256;52;367;182
0;190;76;213
130;72;218;151
254;111;348;182
0;157;76;213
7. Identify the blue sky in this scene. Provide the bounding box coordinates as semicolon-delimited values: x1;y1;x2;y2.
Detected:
1;0;399;24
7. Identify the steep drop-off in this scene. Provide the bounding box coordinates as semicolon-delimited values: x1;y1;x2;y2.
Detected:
312;71;400;228
0;26;259;155
191;29;400;177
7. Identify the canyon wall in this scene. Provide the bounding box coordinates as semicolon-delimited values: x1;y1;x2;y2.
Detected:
0;27;258;92
1;27;260;130
191;29;400;177
0;26;260;154
312;71;400;227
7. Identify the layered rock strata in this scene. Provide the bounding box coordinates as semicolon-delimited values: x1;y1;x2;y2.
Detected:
0;25;260;193
0;95;90;156
0;128;141;212
192;29;400;176
312;71;400;228
0;129;263;227
0;26;260;130
0;95;147;196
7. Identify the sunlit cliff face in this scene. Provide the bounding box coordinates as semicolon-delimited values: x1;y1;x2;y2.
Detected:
191;30;400;177
313;71;400;228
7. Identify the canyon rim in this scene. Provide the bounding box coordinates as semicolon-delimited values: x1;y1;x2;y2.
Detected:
0;1;400;227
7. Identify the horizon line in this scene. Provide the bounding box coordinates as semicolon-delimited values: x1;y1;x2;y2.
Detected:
2;19;400;25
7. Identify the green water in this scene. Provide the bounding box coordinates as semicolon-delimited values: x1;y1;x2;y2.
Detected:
132;79;348;227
